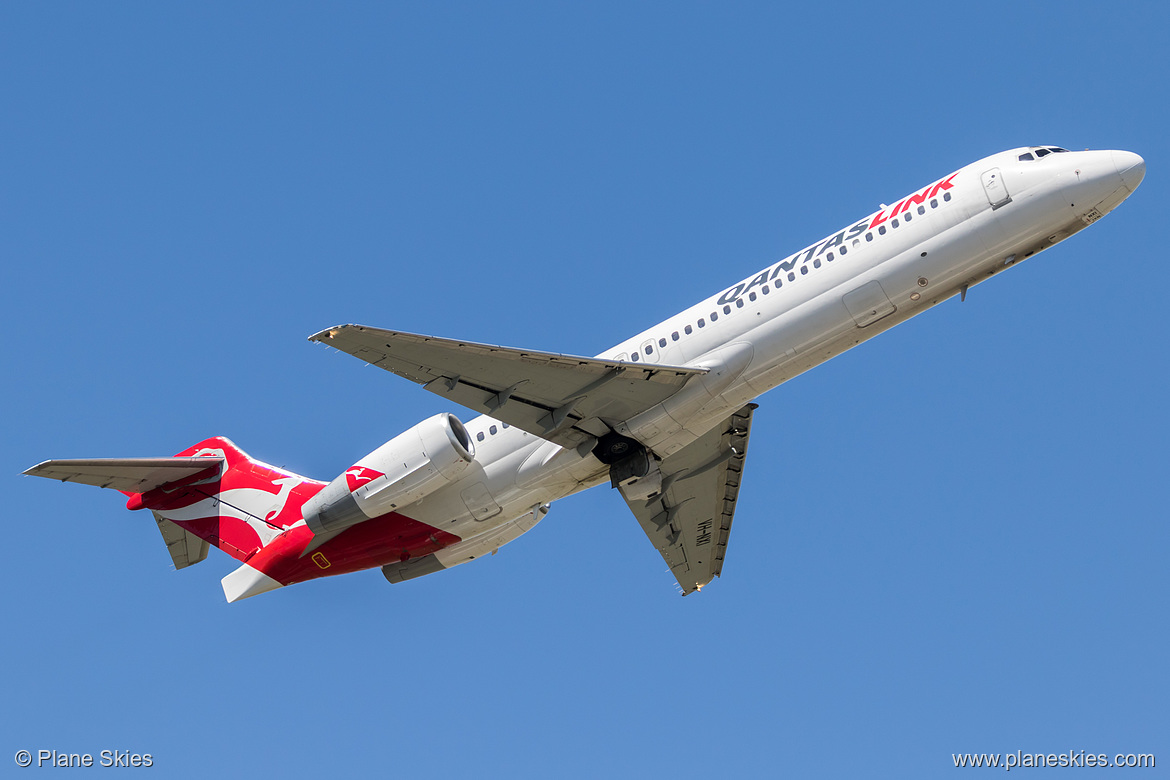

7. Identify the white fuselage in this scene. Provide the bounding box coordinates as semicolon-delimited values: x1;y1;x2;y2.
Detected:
400;147;1144;567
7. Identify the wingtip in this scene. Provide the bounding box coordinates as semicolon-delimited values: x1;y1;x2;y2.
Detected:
307;325;345;343
308;324;370;343
22;460;51;477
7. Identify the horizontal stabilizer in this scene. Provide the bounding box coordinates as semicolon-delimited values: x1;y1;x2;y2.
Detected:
153;512;210;570
23;457;224;493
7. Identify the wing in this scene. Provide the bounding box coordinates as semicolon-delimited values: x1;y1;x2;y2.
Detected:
309;324;707;449
622;404;756;594
23;457;224;492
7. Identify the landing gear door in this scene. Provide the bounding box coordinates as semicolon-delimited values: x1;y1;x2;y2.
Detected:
981;167;1011;209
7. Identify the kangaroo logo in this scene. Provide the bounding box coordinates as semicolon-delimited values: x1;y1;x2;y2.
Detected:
263;476;303;523
345;466;384;493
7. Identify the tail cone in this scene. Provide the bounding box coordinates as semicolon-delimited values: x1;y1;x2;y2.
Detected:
221;563;283;602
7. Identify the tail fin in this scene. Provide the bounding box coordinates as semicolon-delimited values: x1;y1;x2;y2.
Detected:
130;437;325;564
25;437;326;602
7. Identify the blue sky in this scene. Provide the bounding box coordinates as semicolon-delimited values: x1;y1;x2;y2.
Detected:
3;2;1167;777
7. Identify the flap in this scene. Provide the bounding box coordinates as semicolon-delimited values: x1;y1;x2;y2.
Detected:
23;457;225;493
622;404;756;594
309;324;707;449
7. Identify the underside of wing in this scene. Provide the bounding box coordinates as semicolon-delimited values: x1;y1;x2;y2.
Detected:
23;458;224;493
309;324;707;449
622;404;756;594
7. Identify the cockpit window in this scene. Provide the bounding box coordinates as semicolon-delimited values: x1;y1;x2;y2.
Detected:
1021;147;1070;162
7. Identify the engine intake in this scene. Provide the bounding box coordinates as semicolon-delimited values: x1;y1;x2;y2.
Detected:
302;412;475;536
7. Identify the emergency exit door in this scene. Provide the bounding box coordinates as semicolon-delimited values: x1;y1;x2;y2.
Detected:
981;168;1011;209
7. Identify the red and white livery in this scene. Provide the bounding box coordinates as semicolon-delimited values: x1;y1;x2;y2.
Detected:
26;146;1145;601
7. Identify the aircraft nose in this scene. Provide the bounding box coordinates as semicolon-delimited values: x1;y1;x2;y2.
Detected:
1112;150;1146;192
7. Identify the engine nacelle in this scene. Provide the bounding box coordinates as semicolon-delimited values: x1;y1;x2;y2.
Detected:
302;412;475;536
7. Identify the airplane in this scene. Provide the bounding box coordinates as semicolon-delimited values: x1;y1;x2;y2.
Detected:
24;146;1145;602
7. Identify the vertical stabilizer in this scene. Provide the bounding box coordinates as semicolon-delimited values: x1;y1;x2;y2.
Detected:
129;437;326;565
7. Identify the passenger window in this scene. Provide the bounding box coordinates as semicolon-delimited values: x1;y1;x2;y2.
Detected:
490;425;498;435
892;218;900;227
852;239;860;248
917;205;925;215
644;345;653;355
762;285;770;294
671;331;679;341
787;272;795;281
658;338;666;347
630;352;639;361
866;232;873;241
749;291;757;301
930;199;938;208
815;258;823;268
800;266;808;275
879;226;887;235
476;432;485;442
502;423;509;428
840;246;847;255
711;312;718;321
944;192;952;202
723;305;731;314
904;212;912;222
698;318;705;328
685;324;693;334
736;298;745;307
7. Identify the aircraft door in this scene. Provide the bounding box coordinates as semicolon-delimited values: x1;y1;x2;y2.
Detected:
980;168;1011;209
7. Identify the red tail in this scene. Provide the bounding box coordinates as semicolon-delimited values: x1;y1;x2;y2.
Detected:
127;437;326;563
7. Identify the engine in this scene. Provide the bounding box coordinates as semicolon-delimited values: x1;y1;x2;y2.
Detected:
302;412;475;536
